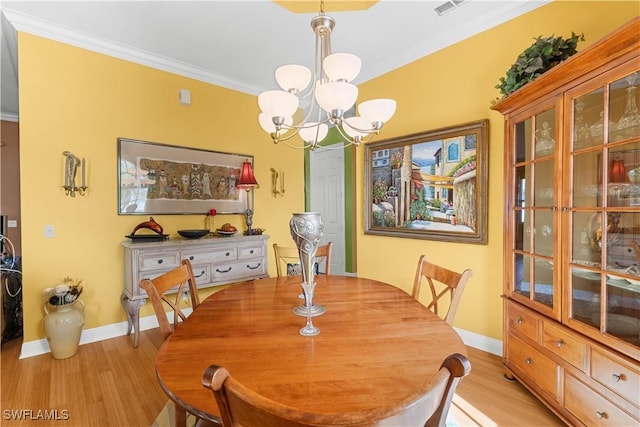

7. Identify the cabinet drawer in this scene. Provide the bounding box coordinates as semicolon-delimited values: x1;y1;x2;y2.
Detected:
542;321;586;370
139;252;181;271
207;247;237;262
238;245;264;260
565;373;638;426
507;302;539;342
508;334;559;399
590;347;640;407
211;259;266;281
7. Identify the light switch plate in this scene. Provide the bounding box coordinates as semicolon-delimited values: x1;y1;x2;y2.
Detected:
44;225;55;238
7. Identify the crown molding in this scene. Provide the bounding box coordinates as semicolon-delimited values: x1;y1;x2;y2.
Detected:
1;8;263;97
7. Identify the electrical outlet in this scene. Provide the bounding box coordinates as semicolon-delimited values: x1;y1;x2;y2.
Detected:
7;220;17;228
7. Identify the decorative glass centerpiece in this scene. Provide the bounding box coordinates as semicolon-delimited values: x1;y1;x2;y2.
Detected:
289;212;324;336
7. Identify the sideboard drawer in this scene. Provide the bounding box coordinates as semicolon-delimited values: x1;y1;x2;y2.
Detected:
542;321;586;370
565;373;638;426
139;252;181;271
211;259;266;281
507;301;539;342
590;347;640;408
238;245;264;260
508;333;559;400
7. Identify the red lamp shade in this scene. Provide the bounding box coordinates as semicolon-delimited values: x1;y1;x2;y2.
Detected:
609;158;628;183
237;161;259;189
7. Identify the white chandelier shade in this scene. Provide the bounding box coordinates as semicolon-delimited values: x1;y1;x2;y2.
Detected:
299;122;329;144
314;81;358;114
257;3;396;150
323;53;361;82
275;64;312;93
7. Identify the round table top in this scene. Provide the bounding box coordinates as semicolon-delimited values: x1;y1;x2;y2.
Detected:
156;275;466;423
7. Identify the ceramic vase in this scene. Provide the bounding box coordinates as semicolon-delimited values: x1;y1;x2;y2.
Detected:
289;212;325;320
43;300;85;359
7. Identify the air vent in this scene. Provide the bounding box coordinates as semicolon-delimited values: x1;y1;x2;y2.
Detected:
434;0;467;16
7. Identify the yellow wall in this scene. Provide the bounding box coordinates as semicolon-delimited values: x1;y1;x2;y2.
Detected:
18;35;304;342
356;1;638;340
16;0;638;345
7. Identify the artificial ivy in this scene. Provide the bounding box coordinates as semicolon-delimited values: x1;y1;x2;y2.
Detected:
495;32;585;99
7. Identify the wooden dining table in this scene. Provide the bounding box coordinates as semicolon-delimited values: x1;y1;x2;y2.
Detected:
155;275;467;426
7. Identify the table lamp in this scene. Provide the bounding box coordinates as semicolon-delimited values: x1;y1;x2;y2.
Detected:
237;160;259;233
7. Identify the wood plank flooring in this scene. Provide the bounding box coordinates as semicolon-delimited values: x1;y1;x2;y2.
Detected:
1;331;564;426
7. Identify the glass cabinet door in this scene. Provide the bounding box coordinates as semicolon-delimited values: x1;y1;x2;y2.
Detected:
567;66;640;349
511;104;560;319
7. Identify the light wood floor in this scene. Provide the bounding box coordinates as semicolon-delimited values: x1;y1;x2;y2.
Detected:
1;330;564;426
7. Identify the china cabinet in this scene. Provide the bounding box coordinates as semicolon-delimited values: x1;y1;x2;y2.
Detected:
120;234;269;347
493;18;639;425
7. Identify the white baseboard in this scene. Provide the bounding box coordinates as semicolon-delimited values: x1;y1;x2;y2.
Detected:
455;327;503;356
20;308;193;359
21;311;499;359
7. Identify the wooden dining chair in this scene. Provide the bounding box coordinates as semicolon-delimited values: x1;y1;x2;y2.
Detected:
200;352;471;427
273;242;332;277
139;258;201;340
139;258;201;427
411;255;472;326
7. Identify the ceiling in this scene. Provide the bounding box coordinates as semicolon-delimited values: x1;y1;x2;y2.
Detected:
0;0;549;121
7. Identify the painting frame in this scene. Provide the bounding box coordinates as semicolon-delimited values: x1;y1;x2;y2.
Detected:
364;119;489;244
117;137;252;215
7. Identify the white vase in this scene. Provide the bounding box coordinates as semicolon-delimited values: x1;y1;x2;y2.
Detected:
43;300;85;359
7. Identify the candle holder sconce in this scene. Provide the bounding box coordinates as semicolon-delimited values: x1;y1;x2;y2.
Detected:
62;151;87;197
270;168;285;198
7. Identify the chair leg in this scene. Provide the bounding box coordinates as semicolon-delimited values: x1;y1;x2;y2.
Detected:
175;405;187;427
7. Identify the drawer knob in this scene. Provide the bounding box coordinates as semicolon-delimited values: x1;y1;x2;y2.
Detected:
189;255;194;260
225;252;230;256
611;373;622;382
250;249;254;254
555;339;564;347
525;358;533;365
517;318;524;325
596;411;606;419
157;259;163;264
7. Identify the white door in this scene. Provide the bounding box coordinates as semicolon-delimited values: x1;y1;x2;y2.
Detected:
310;146;345;275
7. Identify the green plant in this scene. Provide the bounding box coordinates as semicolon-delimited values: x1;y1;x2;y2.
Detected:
383;210;396;227
372;179;388;203
409;195;431;221
495;32;584;99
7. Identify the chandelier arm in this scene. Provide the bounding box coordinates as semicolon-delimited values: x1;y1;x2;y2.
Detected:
335;125;357;145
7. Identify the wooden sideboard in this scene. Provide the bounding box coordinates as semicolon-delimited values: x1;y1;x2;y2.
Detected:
120;234;269;347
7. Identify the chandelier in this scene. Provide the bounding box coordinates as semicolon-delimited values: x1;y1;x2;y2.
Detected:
257;2;396;150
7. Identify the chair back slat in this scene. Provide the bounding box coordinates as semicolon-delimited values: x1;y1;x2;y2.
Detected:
412;255;472;325
273;242;333;277
139;259;200;340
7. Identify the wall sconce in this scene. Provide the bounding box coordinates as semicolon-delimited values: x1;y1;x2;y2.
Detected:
62;151;87;197
237;160;259;233
270;168;285;198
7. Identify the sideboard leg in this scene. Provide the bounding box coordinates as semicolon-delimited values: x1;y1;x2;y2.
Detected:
503;372;517;382
121;293;145;348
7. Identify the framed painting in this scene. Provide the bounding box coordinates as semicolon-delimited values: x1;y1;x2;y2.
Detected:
364;119;489;244
118;138;252;215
